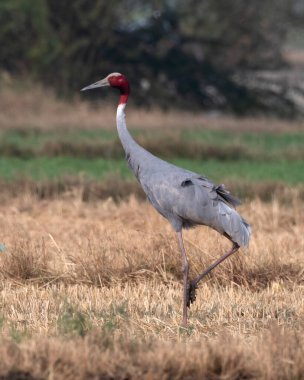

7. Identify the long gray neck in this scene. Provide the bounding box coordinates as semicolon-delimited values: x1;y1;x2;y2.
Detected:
116;103;166;181
116;103;157;181
116;103;139;155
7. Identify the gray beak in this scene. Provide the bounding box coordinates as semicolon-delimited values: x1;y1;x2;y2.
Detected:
81;78;109;91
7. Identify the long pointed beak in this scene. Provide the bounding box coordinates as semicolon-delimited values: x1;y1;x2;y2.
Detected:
80;78;109;91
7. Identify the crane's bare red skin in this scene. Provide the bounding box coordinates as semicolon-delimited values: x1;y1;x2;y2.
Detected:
108;75;130;105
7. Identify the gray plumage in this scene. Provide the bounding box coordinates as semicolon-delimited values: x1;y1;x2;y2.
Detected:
81;72;251;327
117;104;251;247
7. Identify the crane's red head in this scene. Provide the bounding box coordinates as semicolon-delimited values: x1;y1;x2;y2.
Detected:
81;73;130;104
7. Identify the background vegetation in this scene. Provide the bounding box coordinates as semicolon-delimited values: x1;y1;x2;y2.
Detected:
1;0;303;114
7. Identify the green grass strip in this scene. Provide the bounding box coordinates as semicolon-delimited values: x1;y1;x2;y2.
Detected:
0;157;303;184
1;129;304;153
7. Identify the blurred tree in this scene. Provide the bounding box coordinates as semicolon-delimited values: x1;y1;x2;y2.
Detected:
291;0;304;23
0;0;51;73
0;0;298;115
45;0;124;92
177;0;290;70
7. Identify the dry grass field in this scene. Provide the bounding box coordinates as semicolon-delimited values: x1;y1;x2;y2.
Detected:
0;190;303;379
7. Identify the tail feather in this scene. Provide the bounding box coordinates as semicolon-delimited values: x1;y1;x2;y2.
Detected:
229;213;251;246
219;202;251;246
239;217;251;246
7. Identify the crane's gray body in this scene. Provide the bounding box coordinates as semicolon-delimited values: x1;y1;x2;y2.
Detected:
117;104;251;247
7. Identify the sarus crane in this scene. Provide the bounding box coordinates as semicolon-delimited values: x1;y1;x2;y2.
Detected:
81;73;251;327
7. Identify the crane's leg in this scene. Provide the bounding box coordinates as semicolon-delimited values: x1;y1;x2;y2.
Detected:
187;242;239;307
176;231;189;327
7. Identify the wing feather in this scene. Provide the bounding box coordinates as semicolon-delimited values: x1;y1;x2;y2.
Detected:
181;176;240;208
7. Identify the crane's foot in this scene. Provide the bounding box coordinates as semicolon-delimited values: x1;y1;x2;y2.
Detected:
186;281;198;308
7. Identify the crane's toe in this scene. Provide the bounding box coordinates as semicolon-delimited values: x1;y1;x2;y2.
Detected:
186;281;197;308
